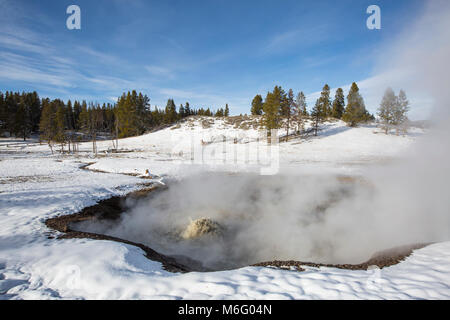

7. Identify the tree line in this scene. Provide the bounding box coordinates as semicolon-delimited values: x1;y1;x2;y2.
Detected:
0;91;41;140
250;82;411;139
0;90;231;152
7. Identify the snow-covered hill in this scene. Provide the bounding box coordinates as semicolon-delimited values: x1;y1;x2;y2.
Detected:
1;117;449;300
1;116;421;176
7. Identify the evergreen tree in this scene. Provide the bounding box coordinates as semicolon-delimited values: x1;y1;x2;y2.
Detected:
317;84;331;117
378;88;409;135
278;87;289;118
78;101;90;136
394;89;409;134
251;95;263;115
66;100;75;130
31;92;41;132
224;104;230;117
55;100;66;146
331;88;345;119
135;92;150;133
73;100;81;130
24;91;41;133
179;104;185;118
164;99;178;123
5;92;18;134
296;91;308;115
103;103;116;134
311;99;325;136
342;82;368;127
378;87;396;134
293;91;307;134
215;108;224;117
116;93;138;138
14;96;32;140
262;86;282;138
39;98;57;145
0;92;5;134
285;89;295;140
184;102;191;117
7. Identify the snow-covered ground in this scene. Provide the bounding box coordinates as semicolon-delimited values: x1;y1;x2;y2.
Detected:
1;117;449;299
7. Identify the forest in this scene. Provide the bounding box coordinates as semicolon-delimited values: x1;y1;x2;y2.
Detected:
0;90;230;150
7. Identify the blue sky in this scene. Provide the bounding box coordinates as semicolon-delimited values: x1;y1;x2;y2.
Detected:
0;0;428;117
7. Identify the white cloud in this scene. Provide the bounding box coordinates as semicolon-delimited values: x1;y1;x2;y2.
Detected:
145;65;175;79
263;25;329;55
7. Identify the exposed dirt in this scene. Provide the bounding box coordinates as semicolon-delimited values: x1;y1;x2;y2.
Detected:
252;243;430;271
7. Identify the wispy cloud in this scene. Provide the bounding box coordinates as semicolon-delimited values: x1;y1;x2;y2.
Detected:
263;25;329;55
145;65;176;79
75;46;122;65
301;55;339;69
0;61;74;88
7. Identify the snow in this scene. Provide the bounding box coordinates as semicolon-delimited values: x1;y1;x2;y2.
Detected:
1;117;448;300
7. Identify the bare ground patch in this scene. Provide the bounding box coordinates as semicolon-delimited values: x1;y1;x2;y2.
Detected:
252;243;429;271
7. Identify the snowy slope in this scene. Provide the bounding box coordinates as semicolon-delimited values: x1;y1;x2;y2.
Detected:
55;117;420;177
1;118;448;300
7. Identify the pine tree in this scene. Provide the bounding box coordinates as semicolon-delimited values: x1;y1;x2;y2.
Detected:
25;91;41;133
378;87;396;134
317;84;331;117
251;95;263;115
394;90;409;134
285;89;295;140
164;99;178;123
342;82;367;127
184;102;191;117
180;104;186;118
294;91;307;134
116;93;137;138
215;108;224;117
278;87;289;119
262;86;282;139
55;101;66;148
73;100;81;130
39;98;58;151
14;96;32;140
78;101;90;136
331;88;345;119
311;99;324;136
135;92;150;133
0;92;5;134
5;92;18;135
224;104;230;117
66;100;75;130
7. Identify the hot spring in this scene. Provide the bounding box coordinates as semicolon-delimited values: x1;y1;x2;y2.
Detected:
69;172;444;271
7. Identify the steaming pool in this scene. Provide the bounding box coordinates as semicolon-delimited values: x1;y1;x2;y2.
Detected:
65;173;423;271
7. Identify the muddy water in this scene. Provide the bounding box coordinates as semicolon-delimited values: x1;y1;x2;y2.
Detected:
68;172;401;271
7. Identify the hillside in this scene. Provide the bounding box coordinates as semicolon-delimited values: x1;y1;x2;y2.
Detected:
1;116;423;177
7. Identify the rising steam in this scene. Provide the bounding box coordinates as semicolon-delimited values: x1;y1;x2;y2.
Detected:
74;2;450;270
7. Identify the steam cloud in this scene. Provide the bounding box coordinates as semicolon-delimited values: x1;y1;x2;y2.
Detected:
75;1;450;270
